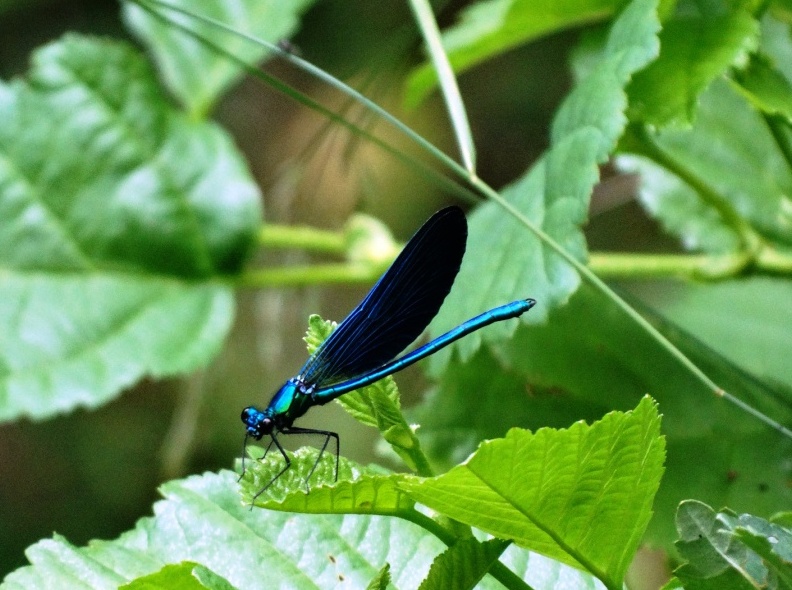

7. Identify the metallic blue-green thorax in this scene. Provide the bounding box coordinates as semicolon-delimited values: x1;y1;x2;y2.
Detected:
266;378;317;424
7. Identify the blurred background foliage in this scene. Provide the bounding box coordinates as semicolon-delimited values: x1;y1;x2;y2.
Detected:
1;0;791;588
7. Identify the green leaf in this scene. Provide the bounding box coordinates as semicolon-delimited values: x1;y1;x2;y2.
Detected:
365;563;391;590
627;11;759;126
734;53;792;122
405;0;624;106
494;549;607;589
303;315;336;356
1;471;446;590
1;35;261;278
616;153;742;253
336;369;402;431
760;15;792;84
1;469;596;590
123;0;316;117
240;449;607;588
303;315;402;429
239;446;414;514
418;538;509;590
428;0;660;368
659;577;684;590
0;276;233;421
120;562;236;590
619;79;792;253
400;397;665;588
673;500;792;589
734;529;792;587
0;35;261;421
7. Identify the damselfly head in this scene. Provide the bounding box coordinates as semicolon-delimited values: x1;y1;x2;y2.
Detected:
241;406;273;440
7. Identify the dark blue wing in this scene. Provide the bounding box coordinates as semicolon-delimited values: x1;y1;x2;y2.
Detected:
299;206;467;386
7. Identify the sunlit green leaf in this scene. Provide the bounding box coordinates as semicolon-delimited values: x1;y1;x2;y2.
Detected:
2;472;443;590
303;315;402;430
303;315;336;356
1;470;599;590
239;447;414;514
300;314;427;473
401;397;665;588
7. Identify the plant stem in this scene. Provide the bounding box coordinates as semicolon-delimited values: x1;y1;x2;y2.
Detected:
408;0;476;173
258;225;346;254
236;248;792;288
588;252;745;279
160;371;206;481
756;245;792;274
237;263;386;288
405;436;435;478
591;248;792;277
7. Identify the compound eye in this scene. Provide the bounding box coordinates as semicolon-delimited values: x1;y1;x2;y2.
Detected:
260;417;274;435
241;406;257;425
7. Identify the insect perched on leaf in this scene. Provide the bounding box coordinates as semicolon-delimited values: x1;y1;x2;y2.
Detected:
241;206;534;498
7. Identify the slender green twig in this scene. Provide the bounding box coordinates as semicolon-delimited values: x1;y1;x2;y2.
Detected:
413;443;437;478
160;370;206;480
756;245;792;274
258;225;346;254
593;248;792;277
408;0;476;173
588;252;746;279
239;250;792;287
238;263;388;288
